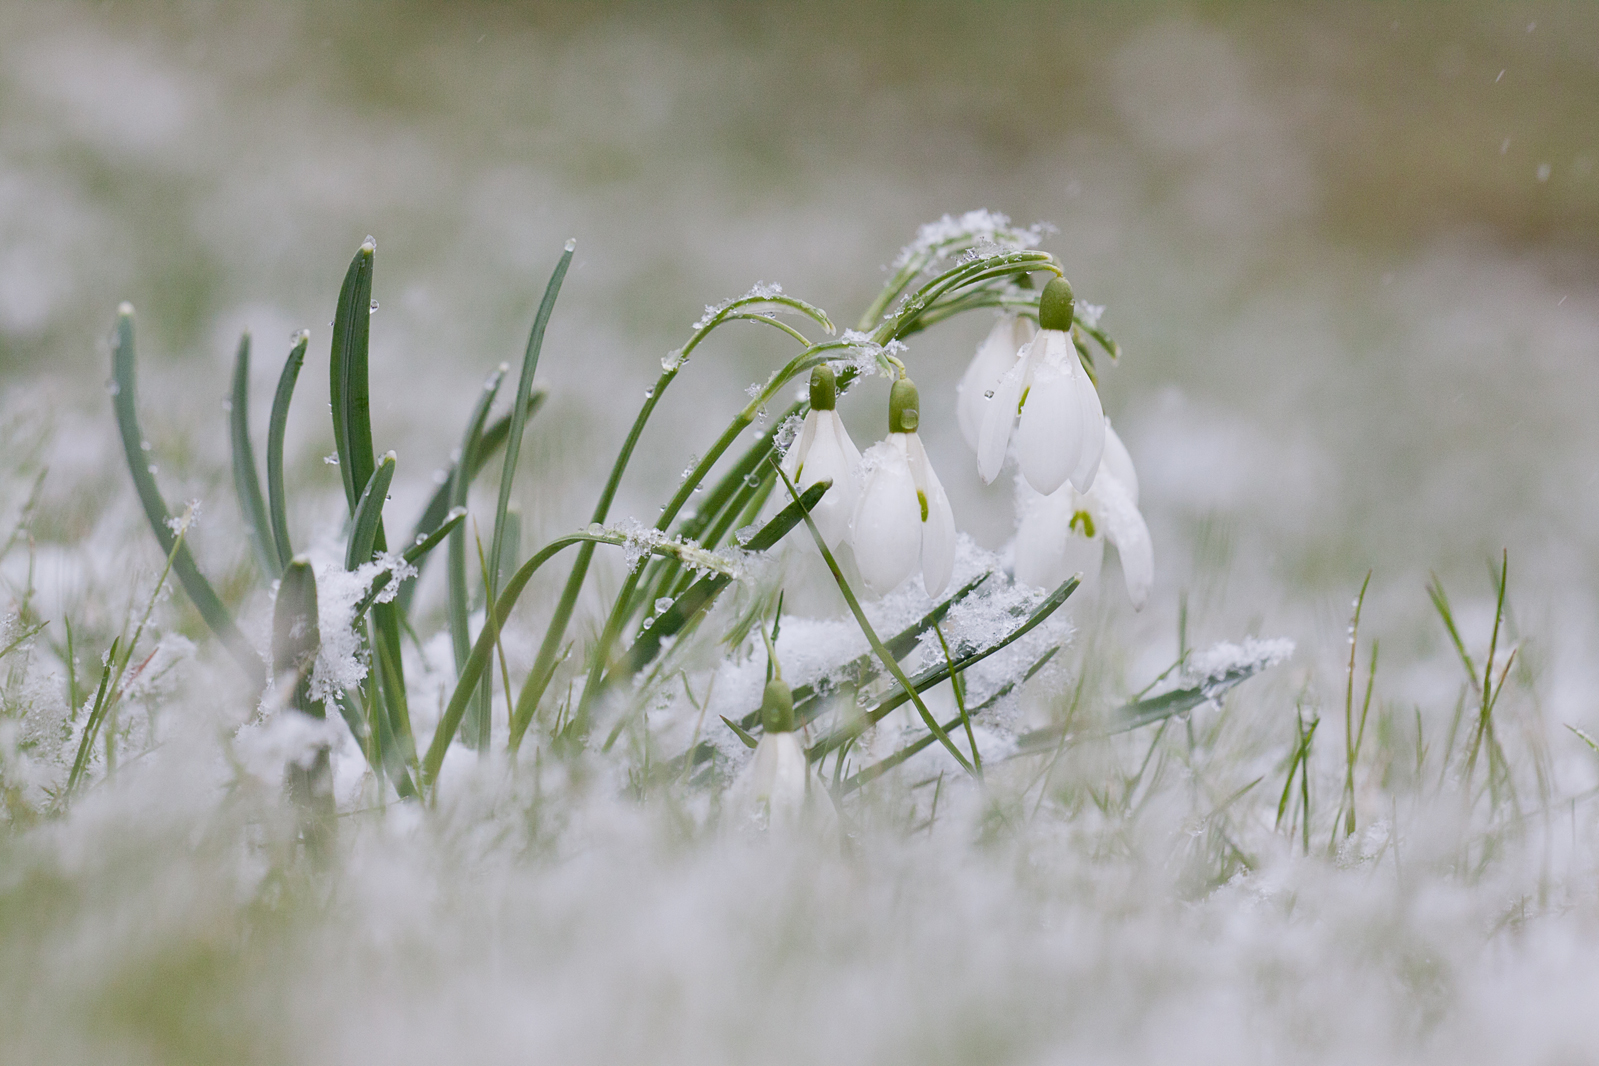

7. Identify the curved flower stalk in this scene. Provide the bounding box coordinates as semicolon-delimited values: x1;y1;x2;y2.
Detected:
778;365;861;548
957;313;1036;451
1014;420;1151;609
850;374;957;597
975;278;1105;496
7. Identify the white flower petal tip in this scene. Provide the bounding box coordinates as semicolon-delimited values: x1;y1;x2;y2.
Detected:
1009;442;1151;609
957;315;1035;451
906;434;956;597
729;732;837;834
849;432;959;598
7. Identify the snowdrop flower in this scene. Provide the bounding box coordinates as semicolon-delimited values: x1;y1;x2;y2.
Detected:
850;374;957;597
976;278;1105;497
1014;420;1152;609
731;676;812;828
956;313;1035;451
779;365;862;548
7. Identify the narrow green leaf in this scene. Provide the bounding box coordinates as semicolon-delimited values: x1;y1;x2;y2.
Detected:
396;390;542;616
721;715;759;749
448;365;508;677
840;647;1059;793
604;481;830;688
0;621;46;663
424;527;746;788
266;331;309;570
344;453;397;571
110;305;264;687
228;331;279;581
806;574;1077;762
489;242;574;602
271;556;321;716
354;506;466;620
329;239;377;514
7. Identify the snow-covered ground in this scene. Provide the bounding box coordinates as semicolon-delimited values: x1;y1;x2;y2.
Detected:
2;3;1598;1062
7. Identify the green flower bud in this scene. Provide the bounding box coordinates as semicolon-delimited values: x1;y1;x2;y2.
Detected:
760;677;795;734
809;364;837;411
1038;277;1075;332
889;376;920;434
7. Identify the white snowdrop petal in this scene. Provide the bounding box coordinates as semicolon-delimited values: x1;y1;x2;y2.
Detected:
957;315;1030;451
800;413;860;548
1015;361;1079;496
850;439;922;594
977;362;1025;484
906;434;956;597
1102;420;1139;507
1015;487;1104;591
782;409;819;481
1068;356;1106;493
1092;472;1153;610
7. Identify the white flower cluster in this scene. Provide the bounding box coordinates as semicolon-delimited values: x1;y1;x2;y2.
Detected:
776;280;1153;609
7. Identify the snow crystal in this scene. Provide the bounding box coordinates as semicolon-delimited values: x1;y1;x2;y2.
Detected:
304;552;424;705
773;414;804;453
1075;302;1105;329
1181;637;1296;698
693;280;789;330
889;209;1050;270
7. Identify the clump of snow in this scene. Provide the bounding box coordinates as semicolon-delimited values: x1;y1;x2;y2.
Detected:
890;209;1049;270
1182;636;1296;696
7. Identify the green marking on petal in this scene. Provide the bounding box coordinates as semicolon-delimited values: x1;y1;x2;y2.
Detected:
918;489;929;523
1070;509;1096;538
1018;385;1030;414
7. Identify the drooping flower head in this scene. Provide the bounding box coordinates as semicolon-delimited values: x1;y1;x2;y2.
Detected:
778;364;862;548
850;373;957;598
957;313;1036;451
975;277;1105;497
1014;420;1151;609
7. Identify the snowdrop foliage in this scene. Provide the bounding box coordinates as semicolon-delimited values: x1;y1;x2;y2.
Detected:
849;375;957;598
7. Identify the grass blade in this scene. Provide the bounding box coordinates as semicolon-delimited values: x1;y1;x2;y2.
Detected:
396;390;542;617
228;331;279;581
602;482;830;690
806;575;1078;762
329;239;377;514
448;365;509;750
266;330;309;570
354;506;466;619
110;305;264;688
344;453;397;571
423;527;756;788
488;241;573;602
273;557;334;835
